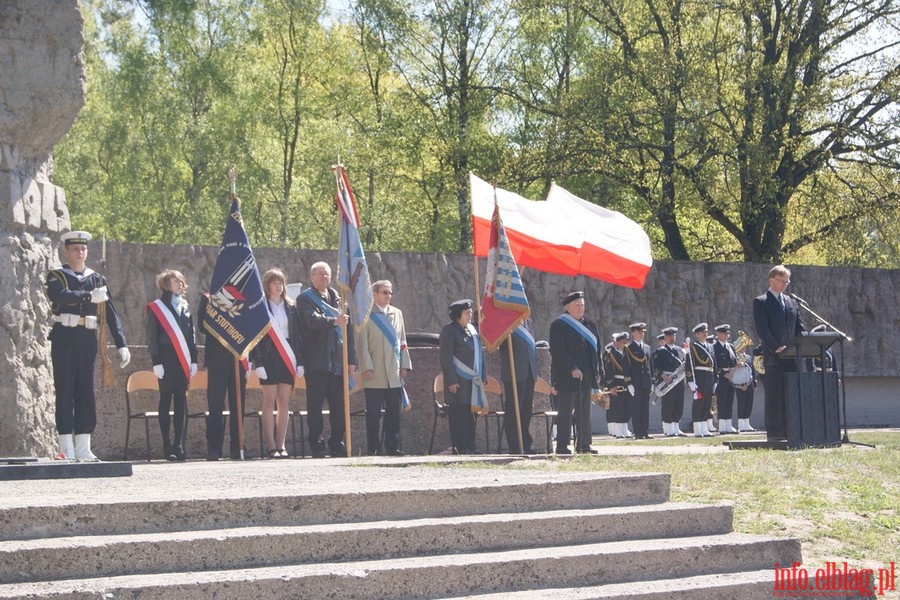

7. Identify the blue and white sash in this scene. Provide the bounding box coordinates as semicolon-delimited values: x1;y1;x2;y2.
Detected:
302;288;342;342
371;310;401;364
452;326;488;413
558;314;598;353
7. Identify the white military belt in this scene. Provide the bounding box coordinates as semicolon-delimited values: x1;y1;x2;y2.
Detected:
694;366;713;372
54;315;86;326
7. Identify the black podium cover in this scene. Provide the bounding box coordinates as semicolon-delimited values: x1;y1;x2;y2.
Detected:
782;332;842;448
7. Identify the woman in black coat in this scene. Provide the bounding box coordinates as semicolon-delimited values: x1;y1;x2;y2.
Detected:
145;269;198;461
438;299;486;454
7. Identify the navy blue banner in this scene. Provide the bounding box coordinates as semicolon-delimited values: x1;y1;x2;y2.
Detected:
201;197;270;359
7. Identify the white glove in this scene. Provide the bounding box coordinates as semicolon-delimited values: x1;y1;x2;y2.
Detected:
118;347;131;368
90;286;109;303
153;364;165;379
689;382;698;392
627;384;635;396
295;365;305;378
190;363;198;377
255;366;268;380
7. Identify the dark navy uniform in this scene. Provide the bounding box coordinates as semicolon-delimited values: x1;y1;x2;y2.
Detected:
603;338;632;437
625;328;653;438
686;328;716;430
712;331;737;429
653;336;685;434
46;265;126;436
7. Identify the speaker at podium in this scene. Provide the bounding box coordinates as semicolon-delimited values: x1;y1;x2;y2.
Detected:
781;331;842;449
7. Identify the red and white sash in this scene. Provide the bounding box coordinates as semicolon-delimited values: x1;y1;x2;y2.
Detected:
266;301;297;377
148;299;191;380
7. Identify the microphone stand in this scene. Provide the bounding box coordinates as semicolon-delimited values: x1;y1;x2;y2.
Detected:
792;297;873;449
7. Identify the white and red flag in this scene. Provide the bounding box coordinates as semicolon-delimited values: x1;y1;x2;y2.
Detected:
471;173;652;288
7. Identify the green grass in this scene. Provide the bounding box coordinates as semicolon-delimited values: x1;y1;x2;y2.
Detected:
486;431;900;573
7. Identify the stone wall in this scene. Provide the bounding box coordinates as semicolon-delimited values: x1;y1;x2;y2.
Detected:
0;0;84;457
103;243;898;377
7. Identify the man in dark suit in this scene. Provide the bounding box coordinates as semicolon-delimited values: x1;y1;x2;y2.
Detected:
625;322;653;439
297;261;357;458
549;291;603;454
752;265;805;441
500;318;537;453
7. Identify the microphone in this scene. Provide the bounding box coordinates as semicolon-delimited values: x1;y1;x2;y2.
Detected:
788;293;807;304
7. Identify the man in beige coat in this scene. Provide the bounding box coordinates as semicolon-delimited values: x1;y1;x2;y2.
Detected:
357;280;412;455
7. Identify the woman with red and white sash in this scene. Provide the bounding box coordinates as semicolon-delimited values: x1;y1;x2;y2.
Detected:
145;270;198;461
250;269;305;458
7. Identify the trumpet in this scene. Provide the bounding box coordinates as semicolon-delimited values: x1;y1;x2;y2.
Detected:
591;386;624;409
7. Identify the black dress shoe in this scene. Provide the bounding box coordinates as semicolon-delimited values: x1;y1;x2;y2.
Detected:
576;447;600;454
555;448;572;455
206;452;220;461
312;450;327;458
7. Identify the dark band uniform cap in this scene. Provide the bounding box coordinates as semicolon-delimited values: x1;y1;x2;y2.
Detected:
562;291;584;306
714;323;731;333
692;322;708;333
657;333;666;340
613;332;629;342
448;298;473;318
61;231;92;246
662;326;679;335
629;321;647;331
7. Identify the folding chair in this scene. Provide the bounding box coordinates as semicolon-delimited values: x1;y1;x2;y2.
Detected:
186;370;220;448
531;377;558;453
480;376;505;453
242;371;267;457
428;373;448;454
123;370;162;462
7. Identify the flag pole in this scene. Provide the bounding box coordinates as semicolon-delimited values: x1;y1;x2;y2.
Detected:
229;168;246;460
506;341;524;453
334;162;353;458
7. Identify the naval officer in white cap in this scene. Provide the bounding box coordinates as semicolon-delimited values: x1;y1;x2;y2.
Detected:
45;231;130;461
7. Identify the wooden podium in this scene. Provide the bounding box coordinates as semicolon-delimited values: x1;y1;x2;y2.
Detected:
782;331;842;449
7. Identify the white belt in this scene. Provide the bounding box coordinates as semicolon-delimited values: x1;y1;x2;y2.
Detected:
54;316;86;326
694;366;713;372
614;375;627;380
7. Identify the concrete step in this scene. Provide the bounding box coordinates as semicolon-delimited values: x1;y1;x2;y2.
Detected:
0;502;731;584
454;570;782;599
0;472;670;540
0;533;801;599
454;569;874;600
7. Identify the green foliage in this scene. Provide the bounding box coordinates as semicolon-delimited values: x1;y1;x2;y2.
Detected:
52;0;900;268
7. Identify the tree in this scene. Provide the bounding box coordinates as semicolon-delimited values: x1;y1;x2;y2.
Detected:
705;0;900;262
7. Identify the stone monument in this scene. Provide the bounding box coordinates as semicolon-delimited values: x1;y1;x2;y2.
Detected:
0;0;85;456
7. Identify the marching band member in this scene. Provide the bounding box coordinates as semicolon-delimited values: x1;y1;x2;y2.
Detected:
603;332;632;439
654;327;687;437
625;322;653;439
713;324;738;434
686;322;716;437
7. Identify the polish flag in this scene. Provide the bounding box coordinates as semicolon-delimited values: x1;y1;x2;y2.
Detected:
471;173;652;288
